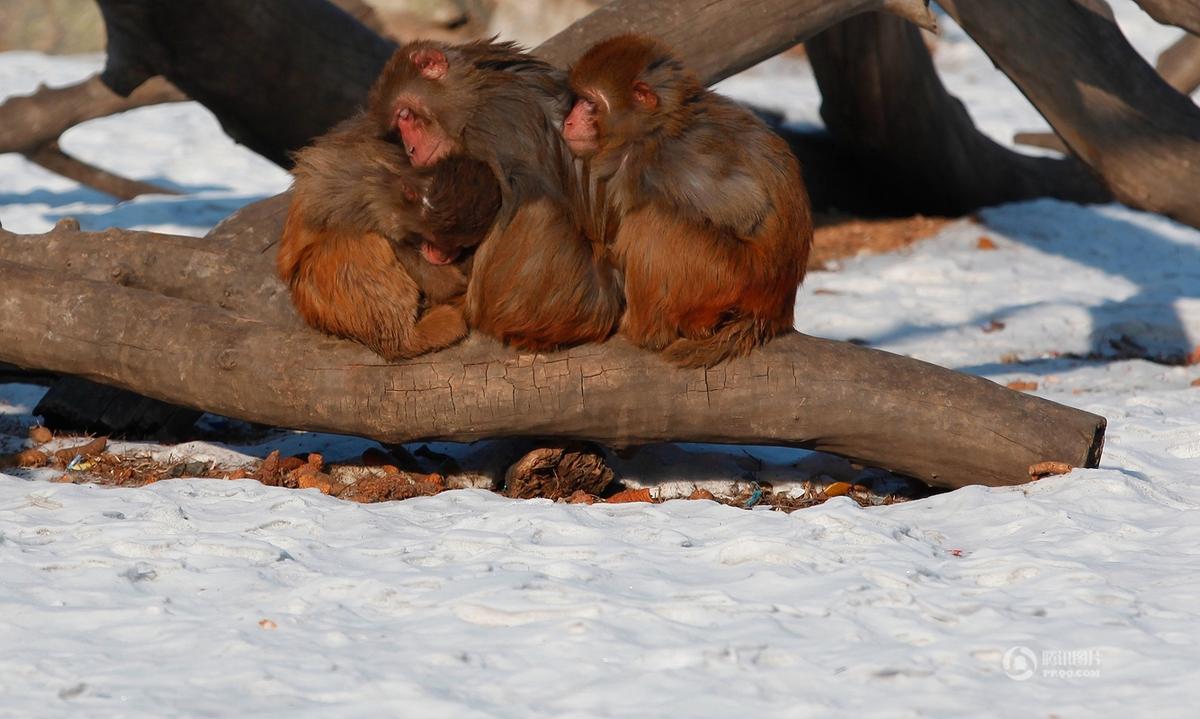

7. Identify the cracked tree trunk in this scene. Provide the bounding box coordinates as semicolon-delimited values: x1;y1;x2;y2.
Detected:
534;0;936;84
0;257;1105;490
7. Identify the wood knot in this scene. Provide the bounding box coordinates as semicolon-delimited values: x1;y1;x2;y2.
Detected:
217;349;237;370
55;217;81;232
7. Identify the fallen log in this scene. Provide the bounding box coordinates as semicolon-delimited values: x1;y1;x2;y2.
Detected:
0;259;1105;490
939;0;1200;229
0;212;297;327
2;200;296;435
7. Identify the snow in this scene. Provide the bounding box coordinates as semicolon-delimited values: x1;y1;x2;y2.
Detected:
3;3;1200;715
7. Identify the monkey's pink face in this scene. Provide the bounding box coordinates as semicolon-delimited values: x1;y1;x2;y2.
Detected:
563;95;601;157
394;100;454;168
393;47;456;167
419;240;460;265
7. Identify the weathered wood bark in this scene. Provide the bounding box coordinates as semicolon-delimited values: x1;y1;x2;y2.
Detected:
94;0;934;167
3;201;295;436
805;13;1109;216
1015;30;1200;155
535;0;936;84
0;197;292;436
939;0;1200;228
0;213;297;327
1158;33;1200;94
1134;0;1200;35
0;259;1105;490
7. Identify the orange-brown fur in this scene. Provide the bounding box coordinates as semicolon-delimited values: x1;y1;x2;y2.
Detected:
566;35;813;367
378;40;623;351
277;212;467;358
277;90;498;359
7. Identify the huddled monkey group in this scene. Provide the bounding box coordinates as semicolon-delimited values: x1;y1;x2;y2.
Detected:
277;34;813;368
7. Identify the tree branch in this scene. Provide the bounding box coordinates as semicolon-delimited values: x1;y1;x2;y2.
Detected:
939;0;1200;229
0;74;185;153
537;0;936;85
805;13;1108;216
1157;32;1200;93
23;141;180;201
0;259;1104;490
1134;0;1200;36
0;74;186;199
0;207;296;326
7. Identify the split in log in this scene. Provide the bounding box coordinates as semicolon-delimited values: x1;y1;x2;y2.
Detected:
939;0;1200;229
805;13;1109;216
0;258;1106;491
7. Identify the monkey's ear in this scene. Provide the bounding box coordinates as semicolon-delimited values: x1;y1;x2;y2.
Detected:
410;48;449;80
632;81;659;110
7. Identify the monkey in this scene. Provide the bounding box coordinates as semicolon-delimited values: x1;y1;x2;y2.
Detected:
277;108;501;360
376;39;624;351
561;34;814;367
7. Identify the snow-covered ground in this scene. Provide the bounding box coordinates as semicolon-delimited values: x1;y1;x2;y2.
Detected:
3;3;1200;716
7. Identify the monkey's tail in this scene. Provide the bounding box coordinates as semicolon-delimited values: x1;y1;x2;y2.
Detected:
660;316;778;369
380;303;468;360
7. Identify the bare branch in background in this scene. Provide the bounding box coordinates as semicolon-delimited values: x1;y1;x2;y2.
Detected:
0;74;186;199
